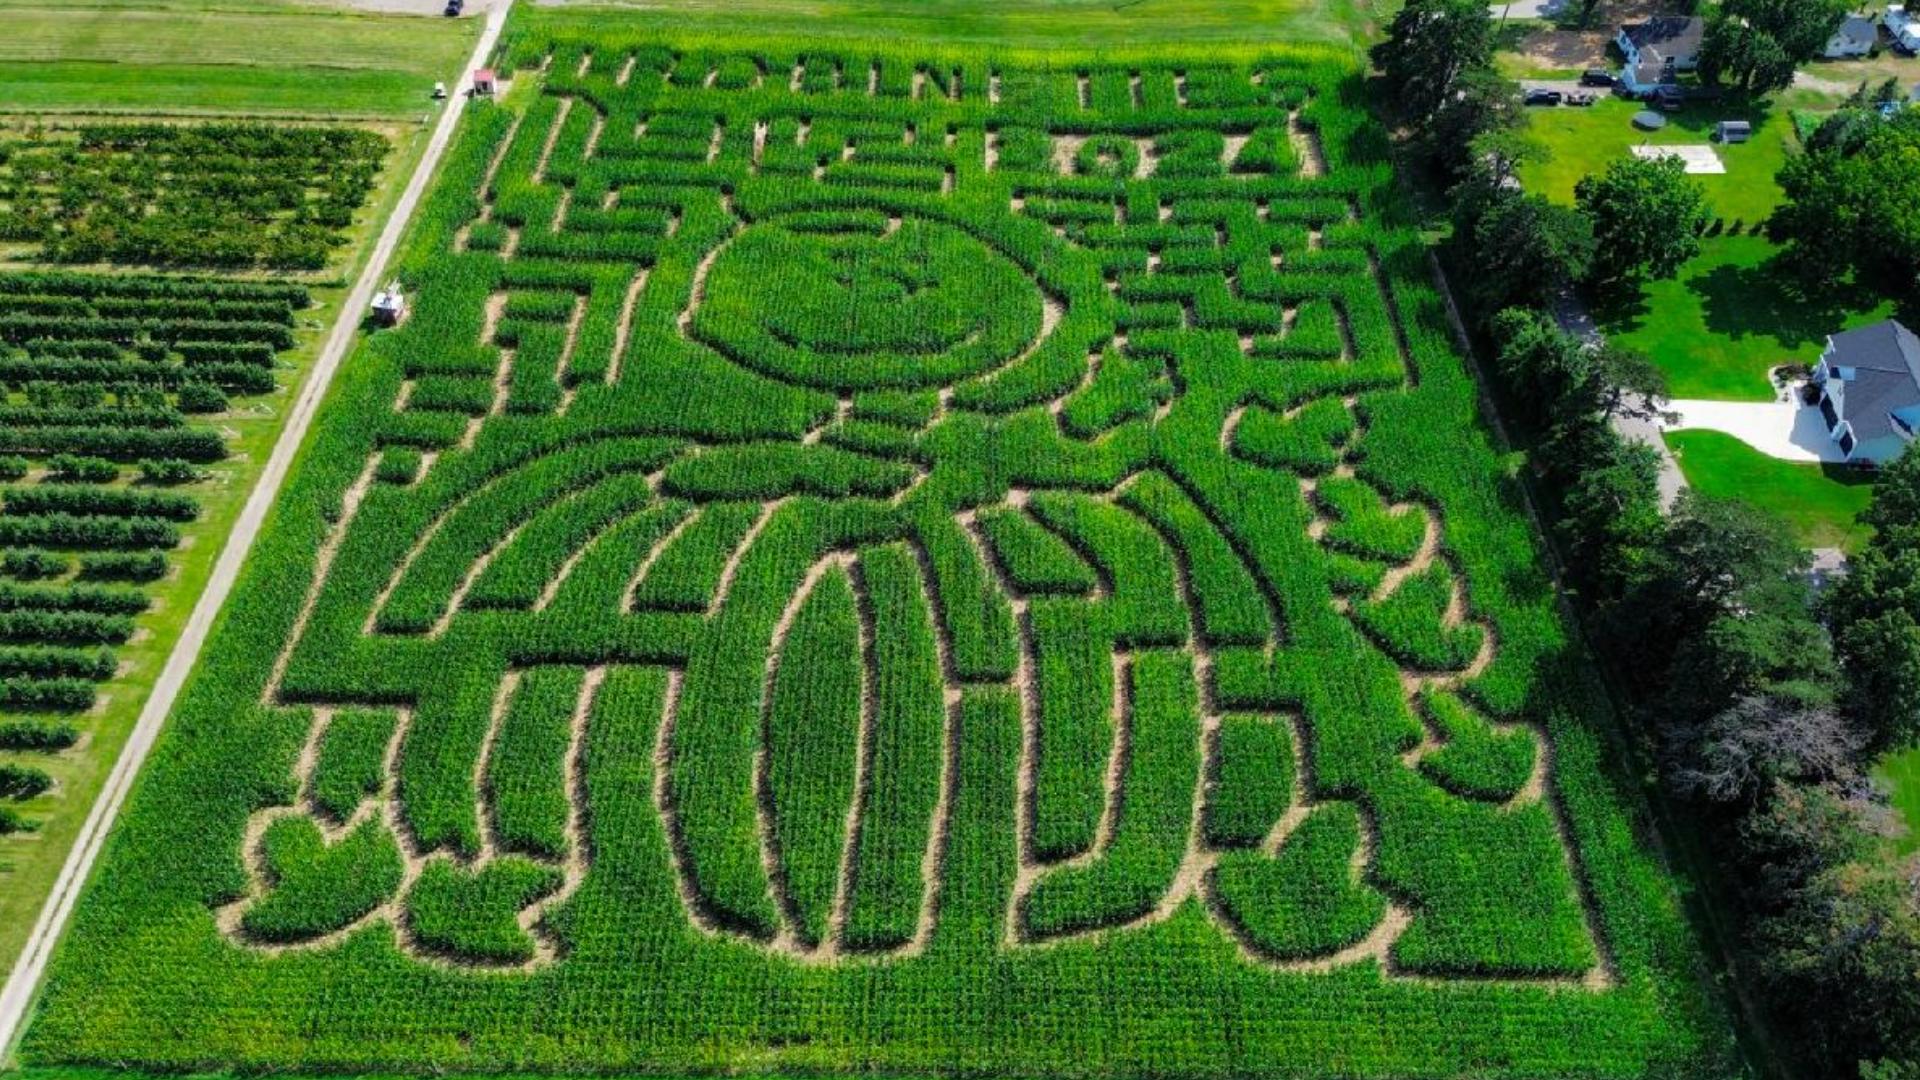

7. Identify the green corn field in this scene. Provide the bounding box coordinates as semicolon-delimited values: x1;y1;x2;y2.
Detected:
18;31;1738;1080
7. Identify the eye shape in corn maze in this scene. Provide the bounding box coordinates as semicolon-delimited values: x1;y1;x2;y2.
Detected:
26;40;1734;1079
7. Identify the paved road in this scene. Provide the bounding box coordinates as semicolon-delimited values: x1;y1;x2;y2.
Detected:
0;0;513;1059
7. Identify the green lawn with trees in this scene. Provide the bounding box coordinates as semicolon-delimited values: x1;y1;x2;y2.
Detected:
1518;96;1797;224
1600;235;1895;401
1513;93;1905;401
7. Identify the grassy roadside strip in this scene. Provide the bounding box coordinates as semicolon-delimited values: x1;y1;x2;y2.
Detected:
512;0;1387;49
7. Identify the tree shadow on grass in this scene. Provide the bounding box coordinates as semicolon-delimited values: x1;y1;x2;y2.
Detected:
1694;254;1883;353
1586;279;1654;338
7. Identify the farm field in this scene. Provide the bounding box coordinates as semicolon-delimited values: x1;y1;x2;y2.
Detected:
12;23;1736;1079
523;0;1388;48
0;123;390;269
0;3;480;117
0;118;430;973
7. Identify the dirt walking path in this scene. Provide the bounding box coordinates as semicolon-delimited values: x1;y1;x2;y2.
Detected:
0;0;514;1057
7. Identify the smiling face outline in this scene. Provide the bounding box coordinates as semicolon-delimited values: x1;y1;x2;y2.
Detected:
689;214;1049;392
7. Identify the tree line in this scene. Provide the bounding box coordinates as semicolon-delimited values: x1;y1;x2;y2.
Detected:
1377;2;1920;1076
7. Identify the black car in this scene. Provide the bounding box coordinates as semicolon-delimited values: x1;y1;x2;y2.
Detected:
1523;88;1563;106
1579;69;1615;87
444;0;464;15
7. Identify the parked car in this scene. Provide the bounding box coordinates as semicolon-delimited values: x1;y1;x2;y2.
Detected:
1650;86;1685;111
1566;92;1597;106
444;0;464;15
1580;69;1616;87
1523;88;1564;106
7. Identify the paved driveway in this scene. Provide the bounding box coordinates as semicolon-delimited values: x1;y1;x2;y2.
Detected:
1664;393;1848;463
1492;0;1567;17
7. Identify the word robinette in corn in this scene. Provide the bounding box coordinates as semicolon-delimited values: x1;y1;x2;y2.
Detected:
23;34;1733;1079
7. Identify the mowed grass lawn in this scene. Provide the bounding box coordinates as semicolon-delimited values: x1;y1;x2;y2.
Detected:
1874;745;1920;857
1665;430;1876;551
519;0;1391;48
1521;95;1893;401
1519;95;1795;223
1598;235;1896;400
0;3;481;117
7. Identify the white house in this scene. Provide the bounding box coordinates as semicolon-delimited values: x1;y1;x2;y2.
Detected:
1890;5;1920;51
1616;16;1706;95
1824;13;1879;58
1809;320;1920;465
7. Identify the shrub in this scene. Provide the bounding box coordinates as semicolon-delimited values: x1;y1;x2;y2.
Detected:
137;459;201;485
175;383;229;414
0;762;53;799
45;454;117;483
0;720;79;751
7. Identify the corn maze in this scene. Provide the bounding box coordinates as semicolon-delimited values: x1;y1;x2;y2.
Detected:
23;35;1733;1079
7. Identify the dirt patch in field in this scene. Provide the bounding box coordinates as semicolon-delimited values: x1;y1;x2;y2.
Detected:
1508;0;1669;73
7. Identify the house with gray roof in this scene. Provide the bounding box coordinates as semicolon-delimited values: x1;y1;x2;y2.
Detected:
1825;13;1880;58
1616;16;1705;95
1810;319;1920;465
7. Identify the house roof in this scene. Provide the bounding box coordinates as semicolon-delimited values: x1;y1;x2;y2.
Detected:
1621;16;1706;54
1830;320;1920;449
1836;13;1878;44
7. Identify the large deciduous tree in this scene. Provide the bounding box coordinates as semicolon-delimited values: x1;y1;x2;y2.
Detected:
1774;109;1920;304
1699;0;1850;96
1371;0;1497;124
1825;450;1920;749
1420;66;1526;180
1452;188;1595;312
1575;155;1709;284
